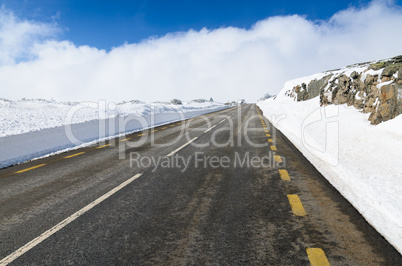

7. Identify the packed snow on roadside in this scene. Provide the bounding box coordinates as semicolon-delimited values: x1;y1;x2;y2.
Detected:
258;77;402;253
0;98;225;137
0;98;228;169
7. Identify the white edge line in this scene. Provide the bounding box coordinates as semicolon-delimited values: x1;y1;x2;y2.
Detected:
219;119;225;124
0;173;143;265
203;124;217;133
166;137;198;157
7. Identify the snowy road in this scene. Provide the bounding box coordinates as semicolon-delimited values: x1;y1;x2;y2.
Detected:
0;104;400;264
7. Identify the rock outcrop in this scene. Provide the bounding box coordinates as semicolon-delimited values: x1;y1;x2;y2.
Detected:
285;55;402;125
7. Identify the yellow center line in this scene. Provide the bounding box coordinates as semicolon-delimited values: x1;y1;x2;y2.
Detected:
97;144;110;149
266;134;271;137
151;129;158;132
279;169;291;181
265;130;269;133
287;194;307;216
161;127;167;129
137;133;145;136
120;138;129;142
170;125;175;127
64;152;85;159
274;155;282;162
268;139;274;143
15;164;46;174
306;248;330;266
270;145;277;151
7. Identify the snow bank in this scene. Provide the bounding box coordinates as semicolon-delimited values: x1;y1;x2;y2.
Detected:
0;99;228;168
258;78;402;253
0;99;225;137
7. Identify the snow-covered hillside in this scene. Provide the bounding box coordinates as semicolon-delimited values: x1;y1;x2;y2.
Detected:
0;99;225;137
257;57;402;253
280;55;402;125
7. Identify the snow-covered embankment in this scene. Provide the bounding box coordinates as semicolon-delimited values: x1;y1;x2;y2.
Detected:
257;59;402;253
0;99;228;168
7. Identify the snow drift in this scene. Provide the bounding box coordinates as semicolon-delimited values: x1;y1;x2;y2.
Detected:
257;59;402;253
0;99;228;168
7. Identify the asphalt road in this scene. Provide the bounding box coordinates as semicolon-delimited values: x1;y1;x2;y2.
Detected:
0;104;400;265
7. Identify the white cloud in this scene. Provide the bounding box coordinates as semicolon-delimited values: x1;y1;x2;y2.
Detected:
0;6;58;65
0;0;401;103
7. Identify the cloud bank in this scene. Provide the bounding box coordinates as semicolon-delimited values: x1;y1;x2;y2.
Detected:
0;0;402;103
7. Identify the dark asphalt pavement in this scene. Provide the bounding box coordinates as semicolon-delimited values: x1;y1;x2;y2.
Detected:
0;104;400;265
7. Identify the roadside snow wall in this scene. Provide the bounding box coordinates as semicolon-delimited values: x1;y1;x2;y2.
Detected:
0;106;227;168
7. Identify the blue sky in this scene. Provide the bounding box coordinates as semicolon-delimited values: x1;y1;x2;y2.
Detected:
0;0;401;102
1;0;378;50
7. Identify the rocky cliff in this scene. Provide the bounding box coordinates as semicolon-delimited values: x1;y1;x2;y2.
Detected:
284;55;402;124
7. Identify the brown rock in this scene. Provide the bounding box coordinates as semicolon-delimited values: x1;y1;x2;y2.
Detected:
397;84;402;116
332;75;352;105
365;74;378;86
381;63;402;77
320;94;329;106
369;112;382;125
334;91;349;105
306;74;333;99
351;71;360;79
354;91;365;109
297;90;308;102
378;101;397;121
381;76;391;82
377;84;399;122
363;96;377;113
380;84;397;102
352;78;365;91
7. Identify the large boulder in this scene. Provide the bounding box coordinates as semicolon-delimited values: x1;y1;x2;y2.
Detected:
381;63;402;77
375;84;401;123
306;74;333;99
351;71;360;79
369;112;382;125
296;83;308;101
364;74;378;86
369;61;390;70
333;75;352;105
363;95;377;113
